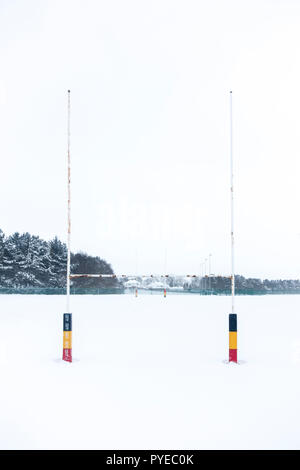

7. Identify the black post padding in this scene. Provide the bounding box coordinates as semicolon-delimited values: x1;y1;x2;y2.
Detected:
229;313;237;332
63;313;72;331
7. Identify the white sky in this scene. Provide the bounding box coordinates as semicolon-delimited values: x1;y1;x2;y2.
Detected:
1;0;300;278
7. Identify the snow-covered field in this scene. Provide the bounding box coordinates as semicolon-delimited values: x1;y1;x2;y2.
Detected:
0;293;300;450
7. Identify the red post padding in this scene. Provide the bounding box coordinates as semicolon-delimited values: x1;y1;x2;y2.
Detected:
63;348;72;362
229;349;237;363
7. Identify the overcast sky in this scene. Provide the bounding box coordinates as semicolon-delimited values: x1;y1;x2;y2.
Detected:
1;0;300;278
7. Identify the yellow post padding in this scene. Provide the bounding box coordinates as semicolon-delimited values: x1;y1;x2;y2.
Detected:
63;331;72;349
229;331;237;349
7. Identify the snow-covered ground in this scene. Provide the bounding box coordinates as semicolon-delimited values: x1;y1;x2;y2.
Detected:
0;293;300;450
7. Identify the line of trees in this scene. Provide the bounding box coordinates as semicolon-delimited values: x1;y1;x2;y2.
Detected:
187;274;300;292
0;229;120;289
1;228;299;293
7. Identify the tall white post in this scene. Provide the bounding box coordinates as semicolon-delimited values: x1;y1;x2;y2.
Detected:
199;261;202;294
209;253;212;293
228;90;237;362
135;246;138;297
164;247;167;297
66;90;71;312
230;91;235;314
199;262;202;292
63;90;73;362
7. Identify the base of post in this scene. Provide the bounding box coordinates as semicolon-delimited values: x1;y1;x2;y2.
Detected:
229;313;237;363
229;348;237;362
63;348;72;362
63;313;72;362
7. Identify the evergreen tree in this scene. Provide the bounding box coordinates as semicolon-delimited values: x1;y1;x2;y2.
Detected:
49;237;67;287
71;252;119;288
0;229;5;284
0;229;121;289
1;233;17;286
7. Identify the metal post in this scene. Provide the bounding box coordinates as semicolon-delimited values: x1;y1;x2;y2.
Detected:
209;253;212;294
230;92;235;314
199;261;201;294
135;247;138;297
229;90;237;363
67;89;71;313
63;89;72;363
164;247;167;298
204;258;207;293
199;262;202;294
